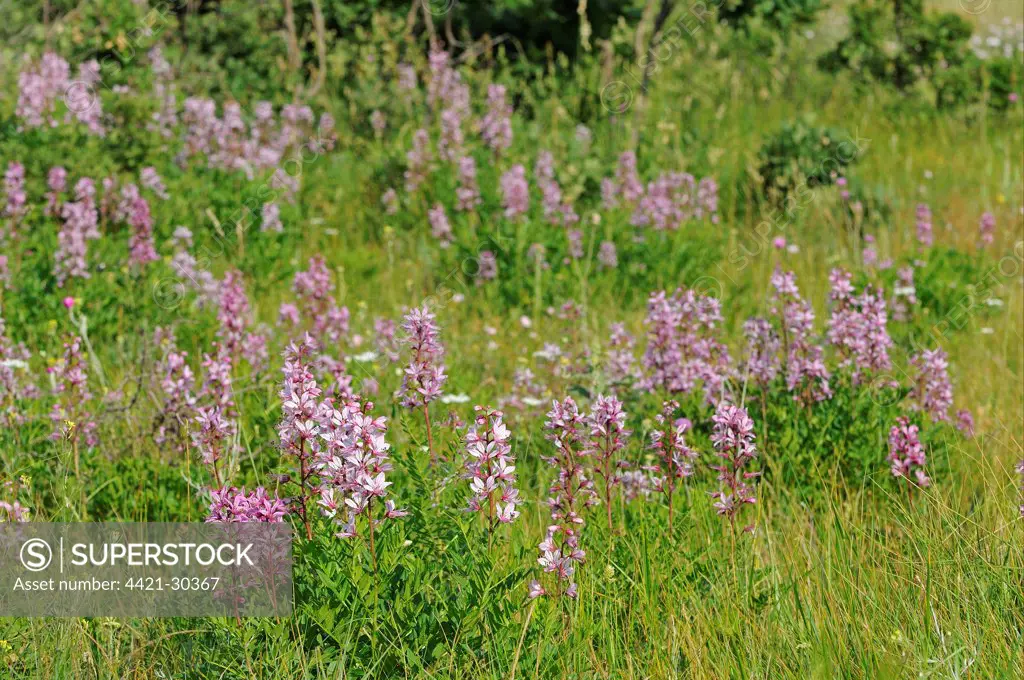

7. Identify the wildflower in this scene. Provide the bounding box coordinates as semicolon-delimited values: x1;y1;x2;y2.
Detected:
978;212;995;248
455;156;481;212
585;395;631;531
439;108;464;162
45;166;67;216
397;305;447;462
153;329;196;452
1;316;39;425
292;256;349;344
534;397;597;598
708;402;759;532
955;409;975;437
207;487;289;523
567;230;584;259
649;401;697;531
500;165;530;220
279;334;323;539
640;288;732;403
862;234;878;267
476;251;497;284
598;241;618;269
317;395;403;565
404;129;432;192
140;167;168;200
55;177;101;285
887;417;930;491
770;269;832;404
908;349;953;423
613;151;644;205
217;270;252;356
479;84;513;153
49;335;98;448
742;318;780;388
915;203;933;247
428;203;453;247
891;266;918;322
3;162;28;224
826;269;893;384
126;195;158;268
464;406;521;530
261;202;283;232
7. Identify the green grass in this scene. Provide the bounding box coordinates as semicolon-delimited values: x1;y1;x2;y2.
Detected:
0;3;1022;678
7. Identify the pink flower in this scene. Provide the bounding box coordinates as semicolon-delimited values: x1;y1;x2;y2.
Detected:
500;165;530;220
649;400;697;529
915;203;933;248
464;406;521;526
769;269;832;404
640;288;732;403
585;395;630;531
887;417;930;490
396;305;447;409
62;297;75;309
709;402;759;530
479;84;513;153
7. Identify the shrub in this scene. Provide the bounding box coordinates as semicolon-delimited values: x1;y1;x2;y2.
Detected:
756;119;861;198
819;0;1023;109
718;0;826;49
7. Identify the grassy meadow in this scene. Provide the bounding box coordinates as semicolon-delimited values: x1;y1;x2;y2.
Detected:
0;1;1022;678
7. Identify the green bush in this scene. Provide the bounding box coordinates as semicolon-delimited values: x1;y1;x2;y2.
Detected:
819;0;1022;109
756;119;861;198
718;0;826;49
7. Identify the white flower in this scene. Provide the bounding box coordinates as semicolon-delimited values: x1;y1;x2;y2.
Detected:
440;393;470;404
352;351;379;362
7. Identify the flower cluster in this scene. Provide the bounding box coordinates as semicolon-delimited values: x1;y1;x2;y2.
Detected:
742;318;781;388
500;165;530;220
631;173;719;230
153;328;197;451
55;177;101;285
640;288;731;403
770;269;832;403
887;417;930;490
16;53;104;135
0;315;39;425
291;256;350;345
826;268;893;384
463;406;521;527
709;402;759;531
48;335;99;448
3;162;28;225
915;203;933;247
317;397;406;543
649;401;697;531
531;397;596;599
397;305;447;409
479;84;513;153
278;335;323;538
207;487;289;523
908;349;953;423
585;395;631;531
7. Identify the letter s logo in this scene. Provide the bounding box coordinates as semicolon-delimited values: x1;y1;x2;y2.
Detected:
21;538;53;572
